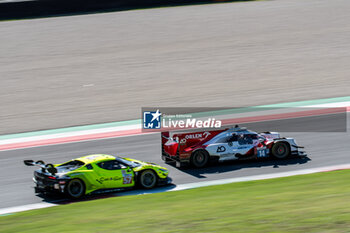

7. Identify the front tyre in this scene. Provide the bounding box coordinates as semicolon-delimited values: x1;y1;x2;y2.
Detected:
271;142;290;159
191;150;209;168
139;170;157;189
66;179;85;199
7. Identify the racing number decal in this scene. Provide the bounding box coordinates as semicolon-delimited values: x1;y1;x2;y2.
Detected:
257;149;268;158
122;170;133;184
123;176;132;184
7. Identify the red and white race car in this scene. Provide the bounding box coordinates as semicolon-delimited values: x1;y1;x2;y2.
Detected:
161;126;307;168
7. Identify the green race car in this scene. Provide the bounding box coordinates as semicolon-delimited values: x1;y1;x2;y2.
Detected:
24;154;171;198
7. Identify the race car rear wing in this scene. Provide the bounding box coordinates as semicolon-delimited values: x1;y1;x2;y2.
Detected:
161;128;228;157
24;160;57;175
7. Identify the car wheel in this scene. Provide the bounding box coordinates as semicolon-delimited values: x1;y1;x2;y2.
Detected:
191;150;209;168
271;142;290;159
139;170;157;189
66;179;85;199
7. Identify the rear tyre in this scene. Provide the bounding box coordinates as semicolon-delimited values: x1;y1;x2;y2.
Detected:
271;142;290;159
191;150;209;168
66;179;85;199
139;170;157;189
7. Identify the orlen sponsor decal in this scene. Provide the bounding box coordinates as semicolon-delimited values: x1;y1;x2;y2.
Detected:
184;132;211;140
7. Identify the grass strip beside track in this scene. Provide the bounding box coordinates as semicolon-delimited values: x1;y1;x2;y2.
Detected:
1;170;350;232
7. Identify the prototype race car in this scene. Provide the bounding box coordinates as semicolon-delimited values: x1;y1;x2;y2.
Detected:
161;126;307;168
24;154;170;198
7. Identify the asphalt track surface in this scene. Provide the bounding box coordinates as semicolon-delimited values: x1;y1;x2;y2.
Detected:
1;0;350;211
0;113;349;209
1;0;350;134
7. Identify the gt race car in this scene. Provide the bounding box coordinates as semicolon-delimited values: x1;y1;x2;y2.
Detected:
24;154;170;198
161;126;307;168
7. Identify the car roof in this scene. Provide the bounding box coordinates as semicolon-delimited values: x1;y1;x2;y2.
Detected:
76;154;115;164
204;128;258;145
225;127;257;134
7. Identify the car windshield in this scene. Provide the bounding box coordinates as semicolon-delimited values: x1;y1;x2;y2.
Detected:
117;157;141;168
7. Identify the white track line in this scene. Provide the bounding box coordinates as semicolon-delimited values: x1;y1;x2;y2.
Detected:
169;163;350;191
0;203;58;216
1;163;350;216
306;101;350;108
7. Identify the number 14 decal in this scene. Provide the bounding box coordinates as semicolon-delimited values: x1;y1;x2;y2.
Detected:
257;149;268;157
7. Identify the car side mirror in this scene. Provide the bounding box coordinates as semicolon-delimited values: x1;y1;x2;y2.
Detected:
127;167;132;172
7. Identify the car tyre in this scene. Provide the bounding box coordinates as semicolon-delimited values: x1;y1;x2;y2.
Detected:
191;150;209;168
66;179;85;199
139;170;157;189
271;142;290;159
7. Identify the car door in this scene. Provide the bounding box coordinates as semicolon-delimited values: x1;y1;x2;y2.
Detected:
233;133;256;155
225;134;240;156
95;160;134;189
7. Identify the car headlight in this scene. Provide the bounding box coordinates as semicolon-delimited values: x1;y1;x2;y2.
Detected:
159;168;168;173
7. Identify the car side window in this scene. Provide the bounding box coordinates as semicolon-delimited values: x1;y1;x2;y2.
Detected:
97;160;122;170
228;134;238;142
216;136;231;143
216;134;238;143
238;134;255;145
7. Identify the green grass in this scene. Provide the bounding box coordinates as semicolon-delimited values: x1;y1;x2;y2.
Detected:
1;170;350;233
